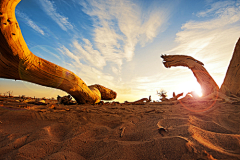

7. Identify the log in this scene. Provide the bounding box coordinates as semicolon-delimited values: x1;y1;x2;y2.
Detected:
161;55;219;97
0;0;116;104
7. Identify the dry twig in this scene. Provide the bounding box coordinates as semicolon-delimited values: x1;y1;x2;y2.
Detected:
120;127;126;138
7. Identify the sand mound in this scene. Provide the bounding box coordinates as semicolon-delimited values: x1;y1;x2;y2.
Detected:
0;99;240;159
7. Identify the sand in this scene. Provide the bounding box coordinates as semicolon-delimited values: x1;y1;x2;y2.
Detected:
0;97;240;160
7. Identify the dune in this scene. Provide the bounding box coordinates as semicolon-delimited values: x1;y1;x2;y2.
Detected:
0;98;240;160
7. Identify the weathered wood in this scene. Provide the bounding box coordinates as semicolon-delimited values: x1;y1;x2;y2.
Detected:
160;39;240;104
169;92;183;101
220;38;240;97
203;91;240;104
161;55;219;97
0;0;116;104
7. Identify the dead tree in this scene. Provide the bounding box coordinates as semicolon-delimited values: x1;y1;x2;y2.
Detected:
161;55;219;97
6;91;13;97
157;90;168;101
0;0;116;104
161;38;240;103
220;38;240;97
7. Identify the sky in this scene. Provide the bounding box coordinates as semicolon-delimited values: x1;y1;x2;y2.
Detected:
0;0;240;102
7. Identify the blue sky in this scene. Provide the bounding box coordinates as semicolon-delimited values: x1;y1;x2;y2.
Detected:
1;0;240;102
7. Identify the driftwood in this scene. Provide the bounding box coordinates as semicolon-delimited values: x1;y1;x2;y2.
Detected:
169;92;183;101
0;0;116;104
220;38;240;97
125;96;151;105
158;92;183;102
134;96;151;104
161;38;240;104
149;101;178;105
161;54;219;97
202;91;240;104
57;95;73;105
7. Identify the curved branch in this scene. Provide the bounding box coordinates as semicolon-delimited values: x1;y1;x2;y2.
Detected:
0;0;116;104
161;55;219;97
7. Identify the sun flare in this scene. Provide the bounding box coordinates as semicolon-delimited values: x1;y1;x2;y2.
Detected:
196;90;203;97
177;80;203;98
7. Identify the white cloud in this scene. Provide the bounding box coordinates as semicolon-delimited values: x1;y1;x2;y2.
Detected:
58;45;82;66
185;2;240;30
39;0;73;31
16;10;45;35
73;39;106;69
111;66;119;75
38;46;61;60
55;0;169;97
80;0;169;65
58;45;115;88
197;1;235;17
43;0;170;102
166;0;240;87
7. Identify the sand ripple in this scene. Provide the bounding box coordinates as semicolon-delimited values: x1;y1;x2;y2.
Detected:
0;101;240;159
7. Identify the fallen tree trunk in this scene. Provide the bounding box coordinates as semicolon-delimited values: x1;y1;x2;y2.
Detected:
0;0;116;104
124;96;151;105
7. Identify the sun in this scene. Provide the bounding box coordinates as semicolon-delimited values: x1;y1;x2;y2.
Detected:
195;90;203;97
177;80;203;98
189;82;203;97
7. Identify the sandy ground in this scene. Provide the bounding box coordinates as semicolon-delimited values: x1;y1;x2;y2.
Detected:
0;97;240;160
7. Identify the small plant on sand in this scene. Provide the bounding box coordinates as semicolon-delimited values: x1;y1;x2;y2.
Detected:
157;89;168;101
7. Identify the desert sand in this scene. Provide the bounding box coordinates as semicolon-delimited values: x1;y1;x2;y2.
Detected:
1;0;240;159
0;97;240;160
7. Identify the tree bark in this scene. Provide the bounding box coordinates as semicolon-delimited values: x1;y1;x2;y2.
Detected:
220;37;240;97
0;0;116;104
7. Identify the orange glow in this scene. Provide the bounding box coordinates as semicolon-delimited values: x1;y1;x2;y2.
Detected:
177;80;202;98
196;90;203;97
